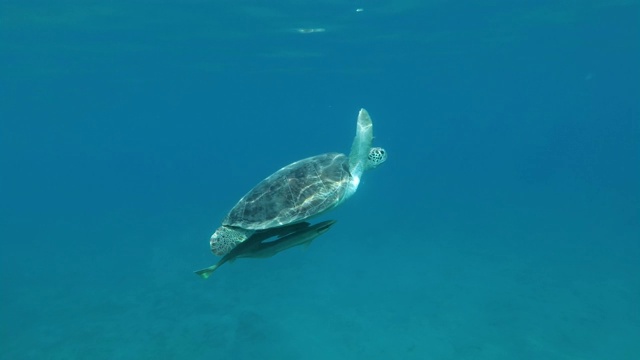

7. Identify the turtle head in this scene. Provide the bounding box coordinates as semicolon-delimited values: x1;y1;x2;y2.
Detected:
366;147;387;170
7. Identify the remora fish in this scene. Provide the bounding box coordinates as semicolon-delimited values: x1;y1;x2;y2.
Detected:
195;220;336;279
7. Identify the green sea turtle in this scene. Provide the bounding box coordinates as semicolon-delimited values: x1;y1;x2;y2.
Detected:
208;108;387;256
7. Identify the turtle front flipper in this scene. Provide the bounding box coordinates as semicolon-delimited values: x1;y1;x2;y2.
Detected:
348;108;374;185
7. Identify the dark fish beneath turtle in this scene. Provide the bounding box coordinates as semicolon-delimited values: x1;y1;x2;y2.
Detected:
195;220;336;279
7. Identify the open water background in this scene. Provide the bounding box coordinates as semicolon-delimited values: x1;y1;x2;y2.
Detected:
1;1;639;359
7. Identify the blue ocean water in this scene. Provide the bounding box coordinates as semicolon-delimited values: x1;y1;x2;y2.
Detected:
1;1;639;359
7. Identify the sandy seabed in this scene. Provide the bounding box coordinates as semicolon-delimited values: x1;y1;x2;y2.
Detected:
2;228;638;360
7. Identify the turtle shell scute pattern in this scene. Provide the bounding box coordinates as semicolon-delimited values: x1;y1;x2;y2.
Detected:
224;153;350;230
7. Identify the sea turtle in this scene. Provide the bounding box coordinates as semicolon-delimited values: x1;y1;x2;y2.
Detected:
208;108;387;256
